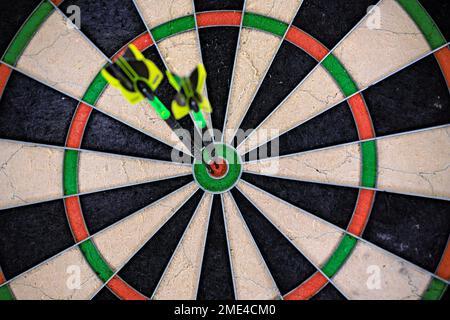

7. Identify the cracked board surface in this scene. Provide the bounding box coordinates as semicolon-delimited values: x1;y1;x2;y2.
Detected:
79;175;194;235
222;192;280;300
363;191;450;273
237;179;438;300
244;142;361;187
223;29;281;144
244;126;450;199
332;0;430;88
77;151;191;195
196;195;235;300
239;0;432;153
240;172;359;230
245;100;359;160
9;246;102;300
157;31;202;77
16;10;106;98
0;139;190;209
230;186;319;295
93;183;197;270
333;241;431;300
237;181;344;268
376;126;450;199
223;0;303;144
0;140;64;209
134;0;193;29
80;109;183;162
153;193;212;299
292;0;380;49
134;0;200;76
246;0;302;23
0;0;449;301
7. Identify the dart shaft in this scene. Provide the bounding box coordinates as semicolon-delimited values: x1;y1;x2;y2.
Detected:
139;80;214;170
146;96;210;168
147;96;170;120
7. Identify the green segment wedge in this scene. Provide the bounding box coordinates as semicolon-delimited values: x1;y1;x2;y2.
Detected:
322;54;359;97
63;149;79;196
79;240;114;283
151;15;196;42
243;12;288;37
322;235;357;278
0;284;15;300
361;141;377;188
83;71;108;105
2;1;54;66
422;278;448;300
397;0;447;49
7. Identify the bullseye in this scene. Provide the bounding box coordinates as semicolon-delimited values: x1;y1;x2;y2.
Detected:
207;158;228;179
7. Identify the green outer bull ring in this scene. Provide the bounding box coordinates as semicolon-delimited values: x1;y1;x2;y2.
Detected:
193;143;242;194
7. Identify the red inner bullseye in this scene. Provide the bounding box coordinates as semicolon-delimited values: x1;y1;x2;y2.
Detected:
208;157;228;178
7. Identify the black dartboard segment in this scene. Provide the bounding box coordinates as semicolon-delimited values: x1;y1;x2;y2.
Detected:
418;0;449;41
241;173;358;230
194;0;245;12
59;0;146;57
143;46;177;108
199;27;240;140
363;192;450;272
0;200;74;279
292;0;379;48
197;195;235;300
0;71;78;146
364;54;450;136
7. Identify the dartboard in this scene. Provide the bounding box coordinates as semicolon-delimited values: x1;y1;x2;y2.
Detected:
0;0;449;301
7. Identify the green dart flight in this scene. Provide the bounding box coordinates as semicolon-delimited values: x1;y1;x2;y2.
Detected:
101;44;170;119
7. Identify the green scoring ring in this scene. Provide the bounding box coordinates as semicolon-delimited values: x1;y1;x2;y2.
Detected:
193;143;242;194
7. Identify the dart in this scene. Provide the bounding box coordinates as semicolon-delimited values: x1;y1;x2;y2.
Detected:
101;44;167;116
165;64;212;129
100;44;214;170
166;64;217;163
